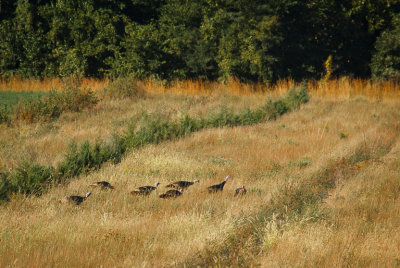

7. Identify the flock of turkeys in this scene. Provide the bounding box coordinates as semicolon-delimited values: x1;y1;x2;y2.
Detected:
60;175;247;205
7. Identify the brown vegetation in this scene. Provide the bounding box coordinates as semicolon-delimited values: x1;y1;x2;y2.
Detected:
1;77;400;100
0;79;399;267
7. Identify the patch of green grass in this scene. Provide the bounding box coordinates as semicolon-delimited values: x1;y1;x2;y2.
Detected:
0;90;49;109
288;157;311;168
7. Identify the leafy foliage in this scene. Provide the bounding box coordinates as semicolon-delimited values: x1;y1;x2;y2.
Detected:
1;0;400;81
371;15;400;80
8;162;54;196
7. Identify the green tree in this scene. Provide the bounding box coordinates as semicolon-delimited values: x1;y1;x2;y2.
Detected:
371;15;400;79
0;0;48;78
41;0;125;77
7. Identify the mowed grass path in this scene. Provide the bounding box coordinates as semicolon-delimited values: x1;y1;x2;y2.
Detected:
0;95;399;267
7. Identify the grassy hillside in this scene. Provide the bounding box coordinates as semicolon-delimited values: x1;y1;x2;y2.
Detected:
0;80;399;267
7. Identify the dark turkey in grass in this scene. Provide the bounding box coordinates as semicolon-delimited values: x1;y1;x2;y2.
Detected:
166;179;199;191
89;181;114;190
159;189;182;199
60;192;92;205
130;182;160;196
234;185;247;196
207;176;230;193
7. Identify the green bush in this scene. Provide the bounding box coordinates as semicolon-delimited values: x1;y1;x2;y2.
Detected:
13;94;61;123
284;84;310;109
103;77;146;99
0;106;10;125
127;114;175;146
94;134;127;165
206;106;236;127
58;141;100;180
204;85;309;128
8;162;54;196
13;87;98;123
177;114;202;135
56;86;98;113
272;99;289;115
57;135;127;181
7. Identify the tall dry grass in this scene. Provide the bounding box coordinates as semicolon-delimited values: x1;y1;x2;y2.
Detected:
0;77;109;92
0;89;271;169
1;76;400;100
1;87;399;267
257;132;400;267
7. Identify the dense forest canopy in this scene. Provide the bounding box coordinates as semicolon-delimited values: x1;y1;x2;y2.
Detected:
1;0;400;82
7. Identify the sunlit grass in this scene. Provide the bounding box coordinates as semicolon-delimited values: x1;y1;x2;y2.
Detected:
0;79;399;267
2;76;400;100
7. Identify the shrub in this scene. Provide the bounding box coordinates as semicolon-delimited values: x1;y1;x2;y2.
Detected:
206;106;236;127
57;136;127;181
56;86;98;112
176;114;202;135
13;93;61;123
100;133;127;164
57;141;99;180
128;113;175;146
0;105;10;125
272;99;289;115
13;87;98;123
103;77;146;99
8;162;54;196
285;83;310;109
263;84;309;119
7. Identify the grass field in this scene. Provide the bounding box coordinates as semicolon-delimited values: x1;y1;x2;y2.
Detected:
0;91;48;110
0;79;399;267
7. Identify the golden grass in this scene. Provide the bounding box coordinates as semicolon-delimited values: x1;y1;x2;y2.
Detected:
1;88;399;267
307;77;400;100
0;91;270;169
1;76;400;100
258;140;400;267
1;77;400;266
0;77;109;93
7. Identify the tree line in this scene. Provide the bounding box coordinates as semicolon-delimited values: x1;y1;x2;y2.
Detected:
1;0;400;82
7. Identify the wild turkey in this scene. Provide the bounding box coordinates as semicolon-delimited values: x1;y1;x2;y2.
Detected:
207;175;230;193
166;179;199;191
60;192;92;205
234;185;247;196
89;181;114;190
159;189;182;199
130;182;160;196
